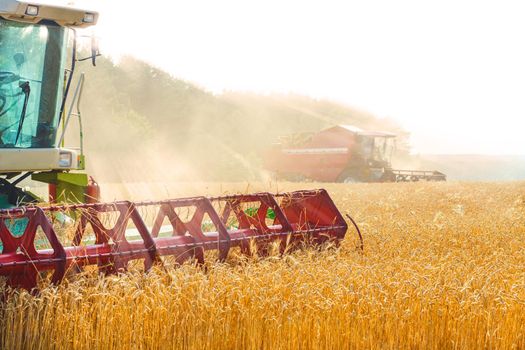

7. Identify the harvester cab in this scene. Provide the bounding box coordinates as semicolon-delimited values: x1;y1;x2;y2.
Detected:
353;132;396;181
0;0;99;207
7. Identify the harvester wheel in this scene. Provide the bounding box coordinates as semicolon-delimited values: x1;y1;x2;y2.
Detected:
337;170;360;184
342;177;358;184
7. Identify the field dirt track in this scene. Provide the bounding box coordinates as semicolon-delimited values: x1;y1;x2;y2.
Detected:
1;182;525;349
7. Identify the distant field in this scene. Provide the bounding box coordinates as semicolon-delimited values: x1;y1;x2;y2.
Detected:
406;154;525;181
1;182;525;349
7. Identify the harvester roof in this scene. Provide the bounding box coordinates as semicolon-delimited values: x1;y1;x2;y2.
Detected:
333;125;396;138
0;0;98;27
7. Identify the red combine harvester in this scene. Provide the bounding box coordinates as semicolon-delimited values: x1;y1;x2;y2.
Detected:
263;125;446;183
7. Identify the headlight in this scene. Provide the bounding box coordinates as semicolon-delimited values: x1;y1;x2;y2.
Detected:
25;5;39;16
83;13;95;23
59;152;72;167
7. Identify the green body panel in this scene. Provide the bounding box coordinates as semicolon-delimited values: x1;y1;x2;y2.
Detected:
32;171;88;203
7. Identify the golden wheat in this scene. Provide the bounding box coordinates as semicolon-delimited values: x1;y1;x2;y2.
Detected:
1;182;524;349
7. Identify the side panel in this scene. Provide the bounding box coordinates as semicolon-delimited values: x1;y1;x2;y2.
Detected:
263;129;356;181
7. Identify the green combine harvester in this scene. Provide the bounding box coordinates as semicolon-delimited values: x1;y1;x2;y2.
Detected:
0;0;348;290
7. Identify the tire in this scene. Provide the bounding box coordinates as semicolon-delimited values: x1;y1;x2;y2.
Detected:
337;169;361;183
341;176;358;184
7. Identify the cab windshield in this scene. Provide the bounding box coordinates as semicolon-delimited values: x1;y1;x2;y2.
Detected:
0;18;66;148
372;137;395;163
358;136;395;163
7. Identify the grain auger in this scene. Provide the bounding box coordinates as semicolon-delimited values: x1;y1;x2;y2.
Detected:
0;189;347;290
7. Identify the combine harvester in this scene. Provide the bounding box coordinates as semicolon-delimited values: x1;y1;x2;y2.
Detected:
264;125;447;183
0;1;348;290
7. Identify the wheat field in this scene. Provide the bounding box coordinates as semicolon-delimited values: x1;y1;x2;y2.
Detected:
1;182;524;349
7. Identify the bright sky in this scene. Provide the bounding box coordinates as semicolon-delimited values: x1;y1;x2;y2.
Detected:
85;0;525;154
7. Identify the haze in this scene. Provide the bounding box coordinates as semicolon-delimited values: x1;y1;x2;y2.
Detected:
84;0;524;155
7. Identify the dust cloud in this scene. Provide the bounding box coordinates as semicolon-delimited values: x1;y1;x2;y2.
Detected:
59;56;407;194
59;55;525;201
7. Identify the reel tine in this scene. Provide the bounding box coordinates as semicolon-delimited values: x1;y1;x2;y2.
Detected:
0;189;348;290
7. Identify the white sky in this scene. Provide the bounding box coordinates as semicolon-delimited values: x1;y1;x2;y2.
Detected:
83;0;525;154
